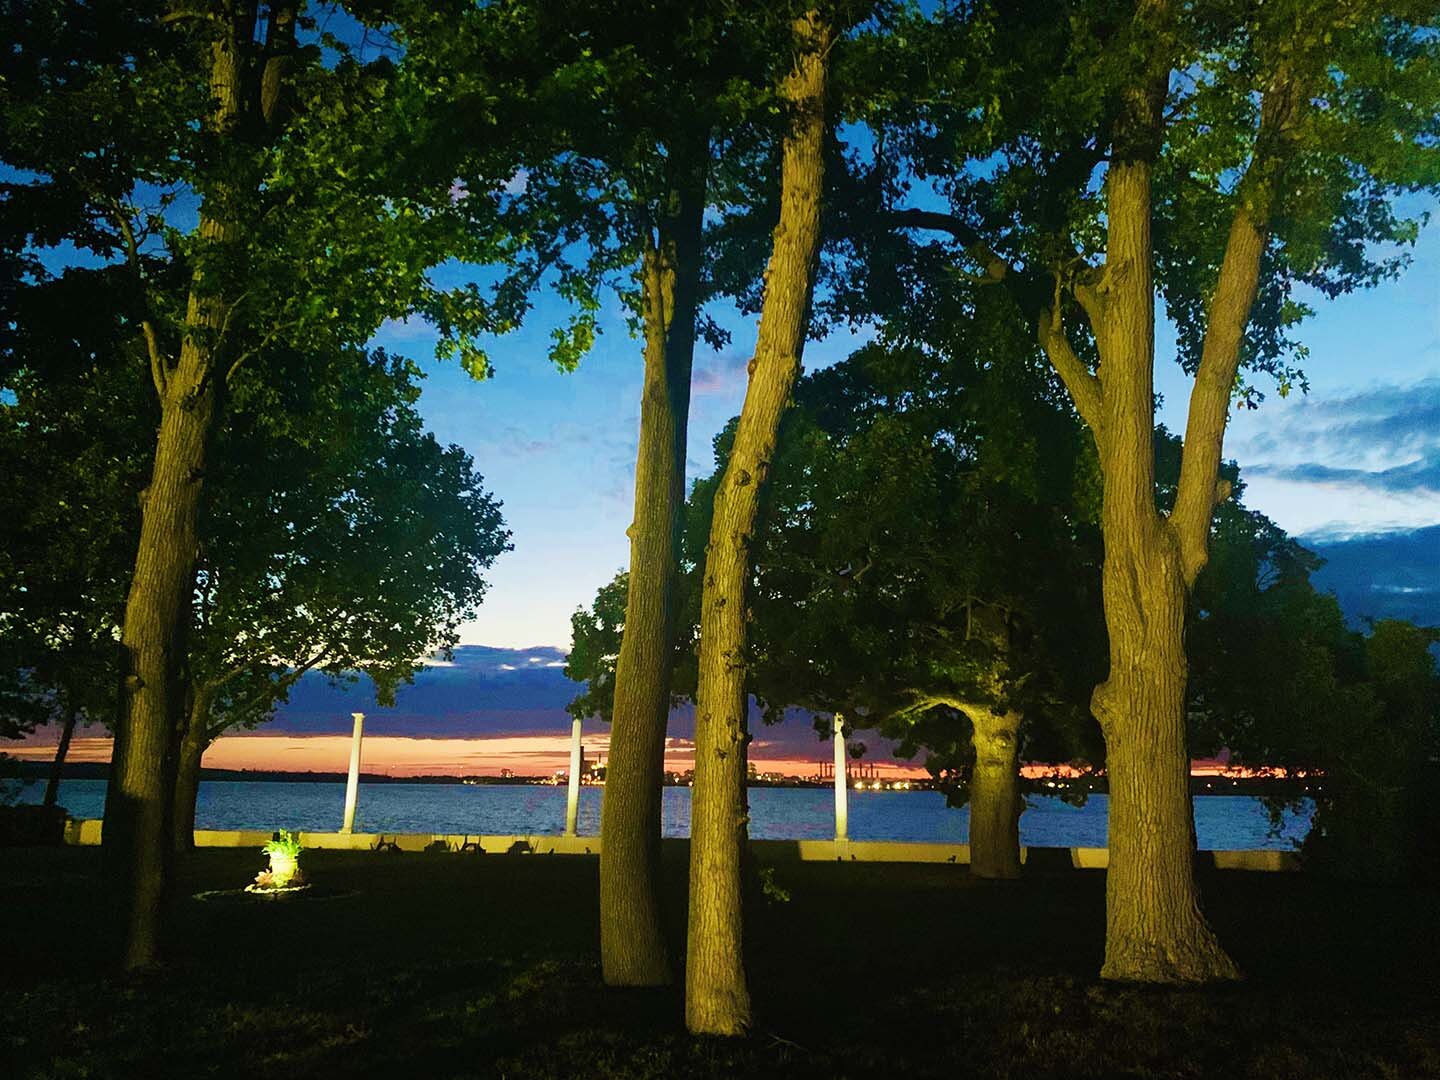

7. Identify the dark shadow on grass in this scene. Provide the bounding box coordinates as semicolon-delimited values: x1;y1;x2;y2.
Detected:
2;847;1438;1079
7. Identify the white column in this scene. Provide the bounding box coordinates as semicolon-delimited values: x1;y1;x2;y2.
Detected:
564;716;583;836
833;713;848;842
341;711;365;834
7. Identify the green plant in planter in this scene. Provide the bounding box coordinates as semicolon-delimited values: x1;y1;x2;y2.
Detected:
258;830;304;889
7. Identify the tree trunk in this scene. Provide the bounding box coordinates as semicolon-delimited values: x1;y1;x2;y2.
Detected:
686;11;830;1037
599;159;706;988
1086;60;1279;985
1027;8;1283;988
1090;159;1239;984
967;708;1021;880
105;375;216;968
42;704;78;809
102;18;245;972
104;357;220;969
171;696;212;853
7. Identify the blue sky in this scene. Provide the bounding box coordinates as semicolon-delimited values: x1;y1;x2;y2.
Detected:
1170;224;1440;540
372;292;876;649
371;210;1439;650
15;10;1434;653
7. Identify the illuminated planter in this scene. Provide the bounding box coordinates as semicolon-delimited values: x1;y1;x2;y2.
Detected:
267;850;299;887
248;830;307;894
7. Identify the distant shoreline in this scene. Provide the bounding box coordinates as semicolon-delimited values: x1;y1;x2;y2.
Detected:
17;761;1322;796
19;762;865;789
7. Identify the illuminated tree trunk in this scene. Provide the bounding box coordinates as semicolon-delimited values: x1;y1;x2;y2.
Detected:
1086;159;1239;984
102;13;247;971
42;704;78;809
599;161;705;987
686;11;830;1037
106;368;218;966
1024;25;1287;980
966;708;1021;880
105;336;223;968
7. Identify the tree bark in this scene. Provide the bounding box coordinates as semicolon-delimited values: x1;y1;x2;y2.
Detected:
170;692;213;853
686;11;830;1037
1088;158;1240;984
42;704;79;809
102;12;246;971
599;159;706;987
966;708;1021;880
104;342;223;969
104;330;222;970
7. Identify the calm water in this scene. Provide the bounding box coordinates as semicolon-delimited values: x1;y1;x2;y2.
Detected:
25;779;1311;850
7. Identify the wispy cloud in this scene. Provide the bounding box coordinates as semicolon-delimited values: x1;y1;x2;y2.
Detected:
1229;377;1440;537
692;349;751;396
1252;457;1440;496
478;424;560;458
1238;376;1440;471
374;315;439;345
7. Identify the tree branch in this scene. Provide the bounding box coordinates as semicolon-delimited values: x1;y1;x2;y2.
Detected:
888;209;1106;440
205;644;332;742
198;656;251;697
886;208;1015;285
223;311;301;386
1169;209;1266;584
159;8;221;26
1037;276;1105;440
106;198;169;399
894;690;986;718
1171;71;1299;584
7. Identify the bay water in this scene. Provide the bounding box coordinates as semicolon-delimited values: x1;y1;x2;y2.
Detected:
27;779;1311;850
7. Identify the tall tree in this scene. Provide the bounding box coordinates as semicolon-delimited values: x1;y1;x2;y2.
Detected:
600;162;706;987
714;335;1104;879
404;0;776;985
3;0;520;967
874;0;1440;982
0;265;160;801
171;348;509;849
104;6;289;970
687;9;834;1037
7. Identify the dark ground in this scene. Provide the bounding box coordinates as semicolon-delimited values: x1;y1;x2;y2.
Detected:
2;846;1437;1079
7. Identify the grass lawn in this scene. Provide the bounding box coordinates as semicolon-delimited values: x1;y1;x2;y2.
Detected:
2;845;1437;1078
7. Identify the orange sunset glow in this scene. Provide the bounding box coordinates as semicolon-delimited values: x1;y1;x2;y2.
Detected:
10;732;932;779
12;733;1264;781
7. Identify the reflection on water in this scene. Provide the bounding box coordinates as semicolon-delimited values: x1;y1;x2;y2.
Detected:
26;779;1312;850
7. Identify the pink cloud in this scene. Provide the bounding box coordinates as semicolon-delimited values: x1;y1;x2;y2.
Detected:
691;350;750;396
